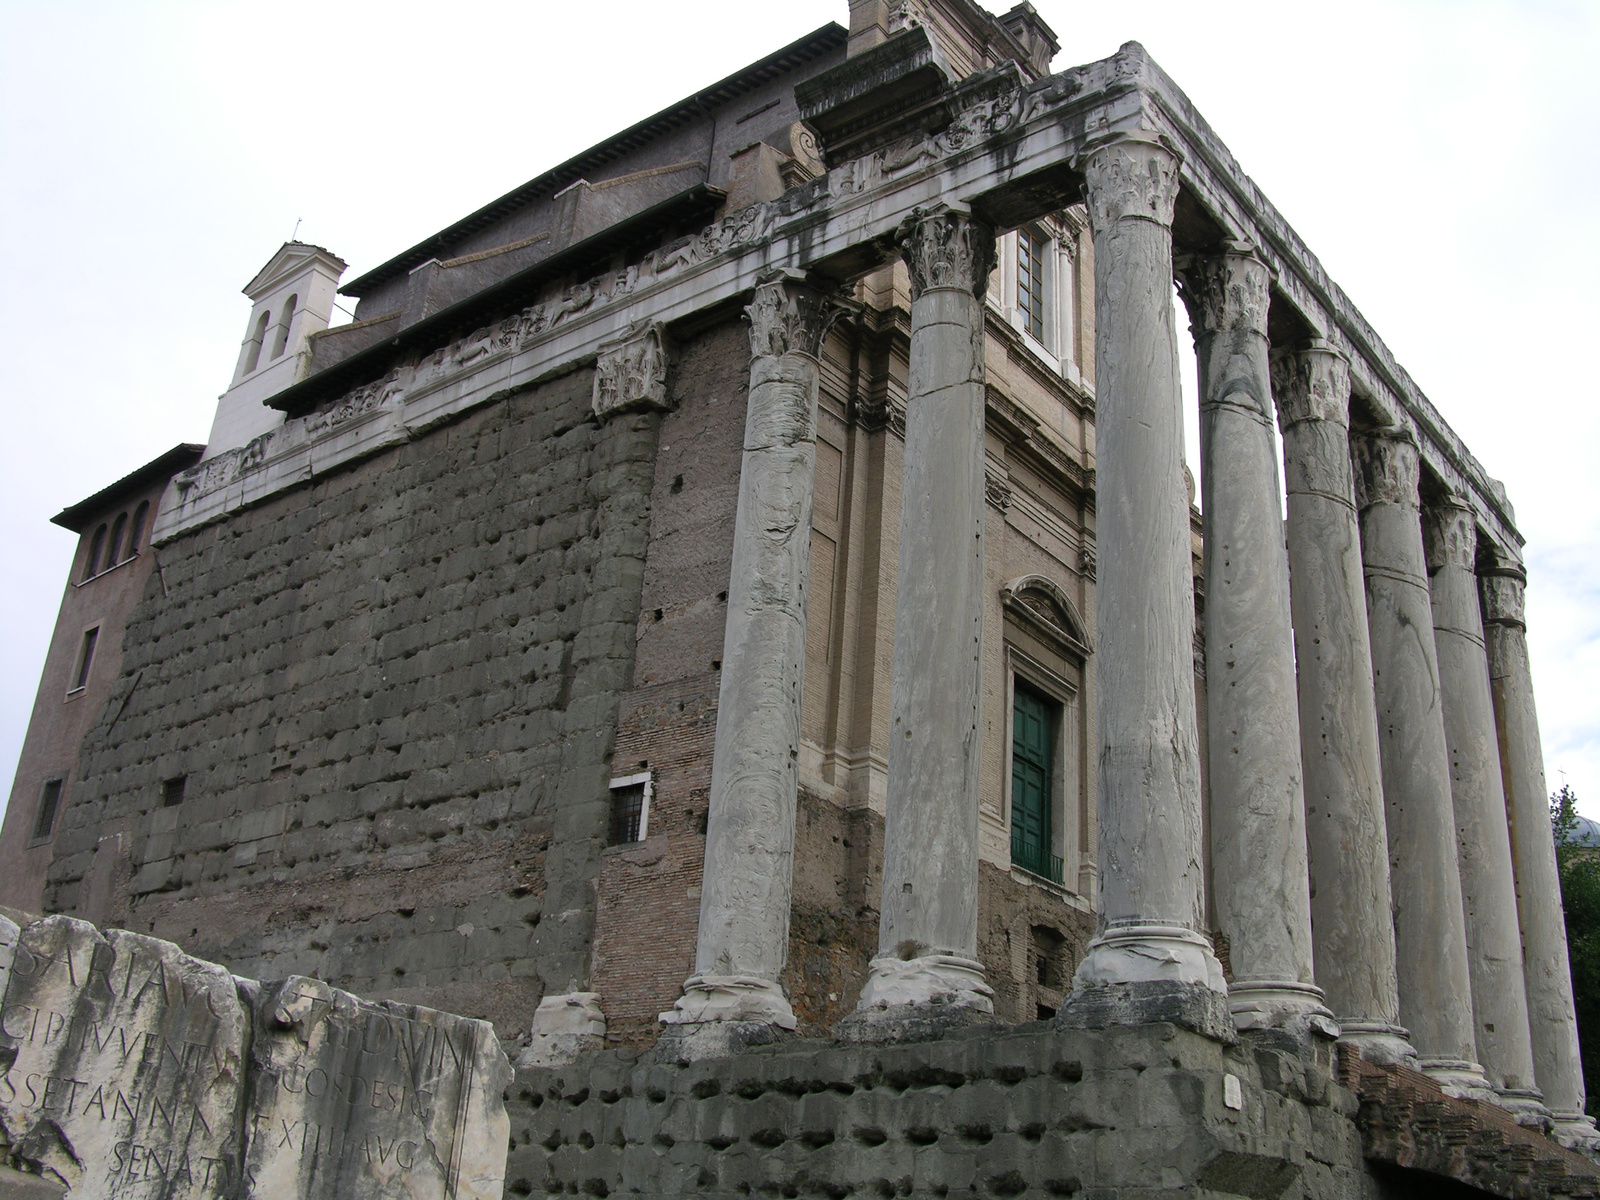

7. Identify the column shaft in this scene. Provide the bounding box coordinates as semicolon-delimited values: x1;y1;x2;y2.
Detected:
1185;249;1326;1033
1482;568;1599;1145
665;273;836;1032
1354;428;1489;1096
1427;501;1544;1118
1272;343;1411;1064
855;207;995;1014
1064;134;1224;1027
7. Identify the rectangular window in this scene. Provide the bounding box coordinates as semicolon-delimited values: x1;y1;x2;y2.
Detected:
32;778;64;843
1011;682;1063;883
608;772;652;846
71;627;99;692
1017;227;1048;343
162;776;187;808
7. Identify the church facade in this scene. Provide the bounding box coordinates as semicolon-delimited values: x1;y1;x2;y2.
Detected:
3;0;1595;1193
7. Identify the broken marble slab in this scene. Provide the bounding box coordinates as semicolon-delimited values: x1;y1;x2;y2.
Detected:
0;915;249;1198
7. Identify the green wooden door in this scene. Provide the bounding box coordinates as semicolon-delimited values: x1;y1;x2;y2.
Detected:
1012;685;1059;882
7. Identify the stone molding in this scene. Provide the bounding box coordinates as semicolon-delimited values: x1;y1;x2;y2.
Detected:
744;270;843;361
1182;244;1271;339
1082;133;1181;232
1353;426;1421;512
896;206;996;302
1271;339;1352;429
592;321;671;420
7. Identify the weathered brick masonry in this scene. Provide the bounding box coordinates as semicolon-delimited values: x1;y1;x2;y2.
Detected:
42;362;662;1044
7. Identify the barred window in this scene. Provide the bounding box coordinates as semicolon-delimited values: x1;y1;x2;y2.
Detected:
608;772;652;846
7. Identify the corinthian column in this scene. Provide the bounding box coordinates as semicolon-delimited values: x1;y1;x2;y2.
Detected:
1482;565;1600;1146
1060;133;1226;1035
1271;342;1412;1065
663;270;837;1038
853;205;996;1018
1426;499;1545;1120
1184;247;1328;1035
1354;428;1490;1097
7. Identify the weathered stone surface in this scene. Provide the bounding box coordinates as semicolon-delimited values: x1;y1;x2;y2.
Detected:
241;975;511;1199
0;916;249;1197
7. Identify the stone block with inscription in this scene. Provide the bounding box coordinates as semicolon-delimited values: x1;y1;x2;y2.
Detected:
0;915;512;1200
0;915;249;1198
241;975;510;1200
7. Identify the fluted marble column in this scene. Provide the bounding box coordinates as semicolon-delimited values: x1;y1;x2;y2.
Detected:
664;271;837;1035
1482;565;1600;1146
854;206;996;1016
1272;342;1412;1065
1062;133;1225;1030
1184;247;1327;1034
1427;499;1545;1120
1355;427;1491;1097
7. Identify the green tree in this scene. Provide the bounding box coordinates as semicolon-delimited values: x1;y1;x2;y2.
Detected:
1552;784;1600;1118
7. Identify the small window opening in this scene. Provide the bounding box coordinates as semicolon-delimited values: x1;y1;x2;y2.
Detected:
271;294;298;359
71;627;99;691
1032;925;1066;988
162;775;187;808
107;511;128;566
608;772;652;845
32;778;64;842
85;525;107;580
1018;227;1048;343
242;308;271;375
127;500;150;555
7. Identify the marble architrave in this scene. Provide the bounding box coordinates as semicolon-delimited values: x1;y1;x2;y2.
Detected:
1185;248;1327;1036
1354;428;1491;1099
1271;342;1412;1065
1062;133;1226;1034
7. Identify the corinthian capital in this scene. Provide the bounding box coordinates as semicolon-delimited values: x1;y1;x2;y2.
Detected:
1082;133;1181;234
1351;425;1420;512
592;321;671;421
745;269;843;360
1181;244;1270;338
896;206;996;302
1479;568;1528;629
1424;497;1478;574
1271;339;1351;429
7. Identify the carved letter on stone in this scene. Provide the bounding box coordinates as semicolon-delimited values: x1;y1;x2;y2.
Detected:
592;322;671;421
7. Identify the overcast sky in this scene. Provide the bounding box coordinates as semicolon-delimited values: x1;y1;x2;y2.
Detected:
2;0;1597;825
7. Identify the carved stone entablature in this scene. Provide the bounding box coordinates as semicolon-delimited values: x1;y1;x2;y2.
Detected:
1479;568;1528;630
745;270;844;361
1353;426;1421;513
1180;244;1271;338
1423;496;1477;575
593;322;671;420
1082;133;1181;233
1271;339;1351;429
897;206;996;302
1000;574;1090;660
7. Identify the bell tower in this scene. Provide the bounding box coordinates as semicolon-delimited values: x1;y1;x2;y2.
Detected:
205;241;346;456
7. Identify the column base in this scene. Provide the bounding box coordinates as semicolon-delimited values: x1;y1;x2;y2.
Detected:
1493;1087;1552;1130
851;953;994;1015
659;974;798;1030
516;991;607;1069
1550;1111;1600;1155
1335;1021;1417;1068
1057;978;1235;1043
1419;1057;1497;1103
1073;924;1227;992
1228;980;1339;1038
